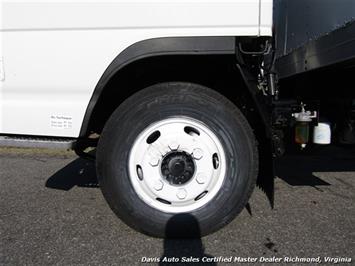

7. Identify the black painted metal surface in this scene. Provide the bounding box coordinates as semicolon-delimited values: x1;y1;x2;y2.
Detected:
274;0;355;57
274;0;355;78
275;21;355;79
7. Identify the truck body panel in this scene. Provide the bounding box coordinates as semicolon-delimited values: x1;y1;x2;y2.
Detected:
274;0;355;58
274;0;355;78
0;0;272;137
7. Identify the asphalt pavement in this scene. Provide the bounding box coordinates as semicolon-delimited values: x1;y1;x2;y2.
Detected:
0;146;354;265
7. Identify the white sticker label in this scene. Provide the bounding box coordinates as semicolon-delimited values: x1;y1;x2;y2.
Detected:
50;115;73;129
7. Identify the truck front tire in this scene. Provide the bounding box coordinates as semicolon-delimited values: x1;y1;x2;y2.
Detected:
96;82;258;237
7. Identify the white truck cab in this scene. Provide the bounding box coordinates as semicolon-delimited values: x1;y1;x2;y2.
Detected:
0;0;272;137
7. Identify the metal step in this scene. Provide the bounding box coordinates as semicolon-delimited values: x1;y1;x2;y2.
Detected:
0;135;76;149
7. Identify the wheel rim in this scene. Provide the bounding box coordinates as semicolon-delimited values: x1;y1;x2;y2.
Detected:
128;117;227;213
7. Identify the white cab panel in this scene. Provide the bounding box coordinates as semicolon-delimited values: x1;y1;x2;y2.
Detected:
0;1;272;137
260;0;273;36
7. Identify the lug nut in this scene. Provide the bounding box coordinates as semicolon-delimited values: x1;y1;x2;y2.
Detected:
149;157;160;167
196;173;206;184
192;148;204;160
154;180;164;191
176;188;187;199
168;142;180;151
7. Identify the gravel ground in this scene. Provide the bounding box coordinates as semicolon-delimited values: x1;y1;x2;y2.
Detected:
0;146;354;265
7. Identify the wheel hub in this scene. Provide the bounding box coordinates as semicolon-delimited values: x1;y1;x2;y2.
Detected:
161;151;195;185
129;117;226;213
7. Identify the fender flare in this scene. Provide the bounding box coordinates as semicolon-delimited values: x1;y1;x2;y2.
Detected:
79;36;236;137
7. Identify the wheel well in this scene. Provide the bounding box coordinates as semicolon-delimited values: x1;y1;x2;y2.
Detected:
79;54;275;206
84;54;262;136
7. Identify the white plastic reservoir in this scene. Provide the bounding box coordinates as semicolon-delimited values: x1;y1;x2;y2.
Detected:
313;122;331;144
